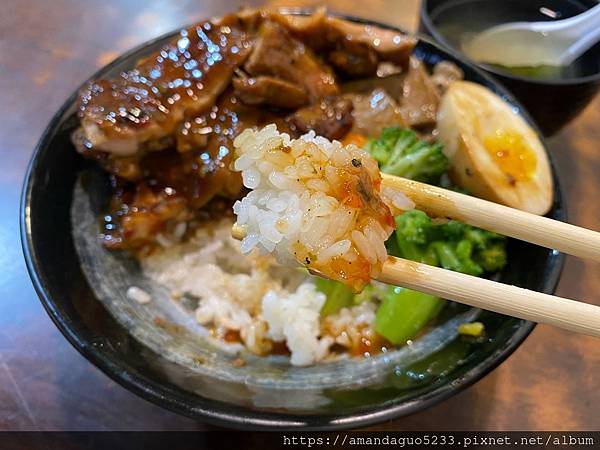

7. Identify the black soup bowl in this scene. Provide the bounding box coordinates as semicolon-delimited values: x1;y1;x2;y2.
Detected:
420;0;600;136
21;13;566;430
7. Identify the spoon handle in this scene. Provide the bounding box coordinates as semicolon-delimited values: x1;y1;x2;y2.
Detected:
561;6;600;65
551;3;600;35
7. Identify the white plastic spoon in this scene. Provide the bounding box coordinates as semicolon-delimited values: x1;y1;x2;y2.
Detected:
463;4;600;67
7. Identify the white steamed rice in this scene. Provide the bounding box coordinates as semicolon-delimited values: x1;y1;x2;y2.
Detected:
140;218;378;365
232;124;410;290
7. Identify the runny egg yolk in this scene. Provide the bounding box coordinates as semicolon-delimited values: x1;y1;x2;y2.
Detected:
484;130;537;185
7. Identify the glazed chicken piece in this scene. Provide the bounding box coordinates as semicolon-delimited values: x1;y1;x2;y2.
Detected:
232;75;309;109
103;90;294;250
271;9;416;76
288;96;354;140
75;9;417;161
244;20;339;100
399;56;441;128
325;17;416;66
345;89;408;137
76;15;253;158
75;9;423;252
176;89;294;156
327;40;379;78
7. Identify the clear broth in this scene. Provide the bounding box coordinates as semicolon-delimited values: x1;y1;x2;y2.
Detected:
431;0;599;80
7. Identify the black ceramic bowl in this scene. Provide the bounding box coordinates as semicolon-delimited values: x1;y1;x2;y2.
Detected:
420;0;600;136
21;13;565;430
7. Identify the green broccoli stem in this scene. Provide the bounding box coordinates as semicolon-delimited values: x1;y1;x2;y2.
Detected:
430;241;461;271
374;287;445;344
363;127;508;347
369;143;392;166
395;236;438;266
316;278;355;316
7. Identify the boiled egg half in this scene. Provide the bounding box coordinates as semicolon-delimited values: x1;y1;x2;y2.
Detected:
437;81;553;215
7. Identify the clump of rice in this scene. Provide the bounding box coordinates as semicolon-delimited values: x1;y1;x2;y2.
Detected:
381;186;415;215
126;286;152;304
262;283;332;366
321;301;378;350
232;124;399;291
141;218;335;366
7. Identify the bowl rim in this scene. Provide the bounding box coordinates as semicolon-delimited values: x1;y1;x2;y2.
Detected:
20;9;566;430
420;0;600;86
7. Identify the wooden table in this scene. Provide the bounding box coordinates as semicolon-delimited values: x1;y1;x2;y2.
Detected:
1;0;598;431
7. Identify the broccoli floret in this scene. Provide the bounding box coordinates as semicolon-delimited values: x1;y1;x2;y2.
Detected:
365;128;508;344
461;227;507;272
364;128;405;165
383;141;448;183
440;220;468;240
395;210;432;244
463;227;503;250
394;211;439;265
364;128;449;184
474;242;507;273
428;241;482;276
454;240;484;276
389;211;508;276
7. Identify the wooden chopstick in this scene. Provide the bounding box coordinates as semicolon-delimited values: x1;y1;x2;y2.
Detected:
231;224;600;337
382;173;600;262
378;256;600;337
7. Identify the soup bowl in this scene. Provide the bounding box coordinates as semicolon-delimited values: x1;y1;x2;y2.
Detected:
420;0;600;136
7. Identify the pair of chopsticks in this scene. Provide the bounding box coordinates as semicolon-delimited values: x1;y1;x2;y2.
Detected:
232;174;600;337
379;174;600;337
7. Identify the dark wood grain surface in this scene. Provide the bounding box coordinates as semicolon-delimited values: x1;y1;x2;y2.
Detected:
1;0;598;431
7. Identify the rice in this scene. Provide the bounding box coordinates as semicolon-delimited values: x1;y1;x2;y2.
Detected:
381;186;415;214
141;217;395;365
141;218;336;366
262;283;331;366
126;286;152;304
232;124;396;291
321;301;378;349
136;125;414;365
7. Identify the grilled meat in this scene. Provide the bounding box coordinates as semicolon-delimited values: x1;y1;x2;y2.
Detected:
74;9;424;251
399;56;441;128
232;76;309;109
244;20;339;100
103;89;296;250
345;89;407;137
77;15;253;157
289;96;354;140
